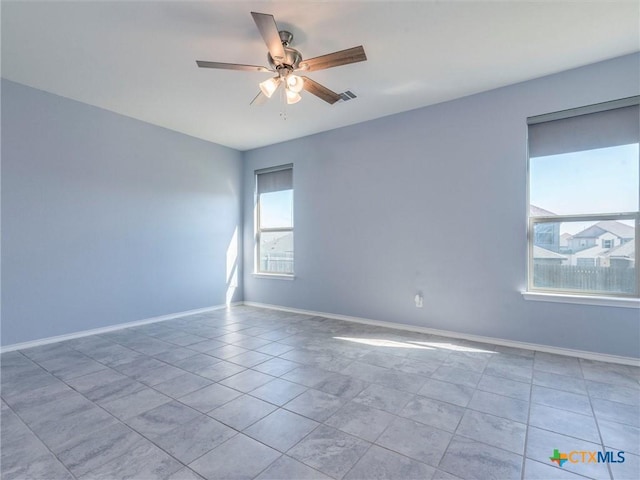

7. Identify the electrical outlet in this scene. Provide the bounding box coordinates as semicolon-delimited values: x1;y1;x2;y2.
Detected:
414;294;423;308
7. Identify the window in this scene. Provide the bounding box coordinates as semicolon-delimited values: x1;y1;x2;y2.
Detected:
528;97;639;297
255;165;294;275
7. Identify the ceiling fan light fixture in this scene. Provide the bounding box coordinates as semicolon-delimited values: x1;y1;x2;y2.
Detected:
286;89;302;105
286;74;304;93
196;12;366;108
259;77;281;98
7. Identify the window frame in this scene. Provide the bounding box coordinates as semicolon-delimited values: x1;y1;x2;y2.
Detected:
254;164;294;277
526;97;640;299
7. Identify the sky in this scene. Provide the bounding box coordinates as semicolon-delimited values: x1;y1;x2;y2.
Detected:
260;190;293;228
530;143;639;234
530;143;639;214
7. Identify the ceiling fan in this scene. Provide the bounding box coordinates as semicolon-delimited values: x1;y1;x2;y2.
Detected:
196;12;367;106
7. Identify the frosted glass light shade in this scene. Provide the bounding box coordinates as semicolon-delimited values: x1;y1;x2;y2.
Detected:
259;77;281;98
286;89;301;104
286;75;304;93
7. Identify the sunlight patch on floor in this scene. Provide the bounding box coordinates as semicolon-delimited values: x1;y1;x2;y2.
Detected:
333;337;434;349
409;341;495;354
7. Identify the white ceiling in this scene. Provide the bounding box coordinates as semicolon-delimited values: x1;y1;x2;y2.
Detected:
2;1;639;151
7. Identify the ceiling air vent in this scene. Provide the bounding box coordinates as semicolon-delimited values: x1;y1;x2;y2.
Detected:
338;90;357;102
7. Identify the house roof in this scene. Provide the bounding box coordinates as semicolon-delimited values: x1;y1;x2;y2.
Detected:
571;245;609;258
530;205;556;217
606;240;635;259
262;232;293;254
533;246;566;260
573;221;634;239
572;225;607;239
596;221;635;239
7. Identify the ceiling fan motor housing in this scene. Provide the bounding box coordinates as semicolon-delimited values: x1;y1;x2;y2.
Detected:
268;31;302;73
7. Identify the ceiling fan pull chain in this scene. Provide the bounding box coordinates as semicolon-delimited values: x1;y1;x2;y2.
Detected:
280;84;288;120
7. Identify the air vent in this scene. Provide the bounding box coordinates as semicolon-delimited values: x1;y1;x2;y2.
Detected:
338;90;357;102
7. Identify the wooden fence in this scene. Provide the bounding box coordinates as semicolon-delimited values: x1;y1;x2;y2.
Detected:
260;253;293;274
533;264;636;294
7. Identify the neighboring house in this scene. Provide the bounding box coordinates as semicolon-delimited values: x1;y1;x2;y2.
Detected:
533;245;567;265
530;205;560;253
564;221;635;267
567;245;609;267
568;220;634;252
559;232;573;253
531;211;635;268
605;240;635;268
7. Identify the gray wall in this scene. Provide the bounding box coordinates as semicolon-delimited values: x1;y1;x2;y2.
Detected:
3;54;638;356
1;79;243;346
243;53;640;358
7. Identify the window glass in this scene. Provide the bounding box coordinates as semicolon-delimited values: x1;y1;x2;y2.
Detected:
528;100;639;297
259;190;293;229
530;144;638;216
256;166;294;275
259;231;294;274
531;220;636;295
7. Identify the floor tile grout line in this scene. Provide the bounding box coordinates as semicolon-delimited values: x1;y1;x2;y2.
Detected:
4;306;638;480
433;431;461;480
49;378;201;477
292;453;337;479
61;329;308;478
0;397;79;480
261;421;328;476
581;360;615;480
364;407;455;471
339;442;375;480
529;383;594;410
526;424;614;447
521;359;535;480
7;332;265;478
443;413;529;457
429;377;466;479
367;440;451;475
579;392;640;412
283;422;371;480
27;320;319;443
452;425;527;456
8;336;524;474
122;413;243;473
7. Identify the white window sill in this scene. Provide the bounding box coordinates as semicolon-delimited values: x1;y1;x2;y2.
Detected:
252;273;295;281
522;291;640;309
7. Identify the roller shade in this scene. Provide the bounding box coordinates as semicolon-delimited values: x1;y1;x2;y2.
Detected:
528;104;639;158
257;166;293;195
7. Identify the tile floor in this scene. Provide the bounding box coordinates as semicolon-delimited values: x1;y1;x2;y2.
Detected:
1;306;638;480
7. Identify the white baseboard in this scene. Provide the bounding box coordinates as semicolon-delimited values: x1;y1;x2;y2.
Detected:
243;301;640;367
4;300;637;367
0;303;241;353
